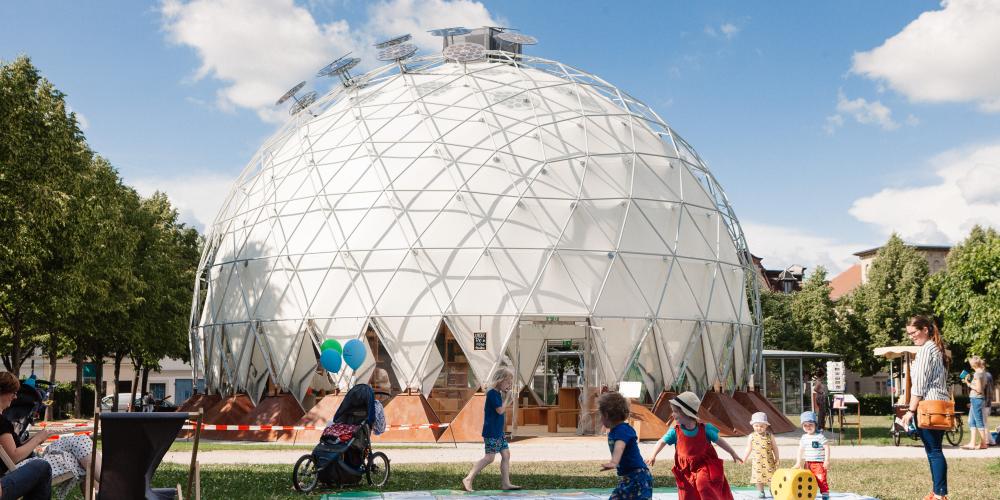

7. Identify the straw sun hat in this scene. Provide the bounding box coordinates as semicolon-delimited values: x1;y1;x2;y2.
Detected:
669;391;701;419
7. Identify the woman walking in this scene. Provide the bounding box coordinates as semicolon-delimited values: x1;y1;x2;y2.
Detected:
963;356;989;449
900;315;950;500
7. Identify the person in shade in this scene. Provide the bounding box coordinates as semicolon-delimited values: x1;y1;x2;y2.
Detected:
0;459;52;500
647;391;741;499
598;391;652;500
462;368;520;492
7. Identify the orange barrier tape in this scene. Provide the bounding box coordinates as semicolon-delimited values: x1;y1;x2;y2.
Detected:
35;422;92;428
45;431;92;441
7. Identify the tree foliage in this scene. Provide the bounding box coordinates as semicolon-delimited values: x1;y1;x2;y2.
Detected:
853;234;932;356
933;226;1000;360
1;57;199;411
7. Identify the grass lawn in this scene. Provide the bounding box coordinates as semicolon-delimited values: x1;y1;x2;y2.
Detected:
60;458;999;500
790;414;1000;447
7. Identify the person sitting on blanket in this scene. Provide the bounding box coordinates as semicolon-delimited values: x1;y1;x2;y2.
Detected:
0;371;103;497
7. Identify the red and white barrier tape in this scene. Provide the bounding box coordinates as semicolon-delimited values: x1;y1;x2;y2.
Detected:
45;431;92;441
181;422;450;431
35;422;92;429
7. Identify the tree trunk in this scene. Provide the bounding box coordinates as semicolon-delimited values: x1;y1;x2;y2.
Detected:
93;355;105;416
129;360;140;412
112;353;123;412
141;366;151;395
47;334;58;420
8;315;22;374
73;351;83;418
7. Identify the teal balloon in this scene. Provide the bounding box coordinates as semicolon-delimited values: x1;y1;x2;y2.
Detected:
320;349;342;373
321;339;343;354
343;339;366;370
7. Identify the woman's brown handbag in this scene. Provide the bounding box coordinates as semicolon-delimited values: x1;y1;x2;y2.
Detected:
917;399;955;431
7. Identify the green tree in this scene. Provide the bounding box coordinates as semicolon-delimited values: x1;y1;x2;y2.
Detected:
933;226;1000;360
852;234;933;374
0;56;93;372
760;289;811;352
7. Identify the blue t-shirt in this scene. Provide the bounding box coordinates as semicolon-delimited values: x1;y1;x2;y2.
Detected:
661;423;720;445
482;388;505;438
607;422;646;475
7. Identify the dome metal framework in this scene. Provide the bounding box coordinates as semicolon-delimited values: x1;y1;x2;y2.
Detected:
189;49;763;407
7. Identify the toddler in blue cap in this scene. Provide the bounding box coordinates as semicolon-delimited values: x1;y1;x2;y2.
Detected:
793;411;830;500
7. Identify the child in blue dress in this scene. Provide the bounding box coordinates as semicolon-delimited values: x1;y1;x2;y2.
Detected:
599;391;653;499
463;367;521;492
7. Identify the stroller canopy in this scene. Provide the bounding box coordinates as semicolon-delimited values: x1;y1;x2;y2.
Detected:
332;384;375;427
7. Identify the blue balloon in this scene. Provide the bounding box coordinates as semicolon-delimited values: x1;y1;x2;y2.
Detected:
320;349;342;373
343;339;367;370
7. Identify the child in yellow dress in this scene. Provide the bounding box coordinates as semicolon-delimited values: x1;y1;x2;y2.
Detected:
741;412;778;498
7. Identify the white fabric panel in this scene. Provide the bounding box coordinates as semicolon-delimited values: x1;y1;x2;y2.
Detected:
591;318;651;385
507;325;547;388
593;257;651;318
374;316;440;390
523;252;591;314
419;343;445;399
446;315;517;386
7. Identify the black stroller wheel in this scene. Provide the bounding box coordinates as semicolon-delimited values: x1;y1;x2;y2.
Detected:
366;451;390;488
892;429;901;447
293;454;319;492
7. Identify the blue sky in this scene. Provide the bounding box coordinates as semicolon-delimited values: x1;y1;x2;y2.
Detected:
3;0;1000;274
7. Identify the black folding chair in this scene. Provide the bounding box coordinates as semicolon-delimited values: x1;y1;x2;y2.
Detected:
86;410;203;500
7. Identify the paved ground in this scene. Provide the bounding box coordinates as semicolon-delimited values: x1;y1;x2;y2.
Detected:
163;434;1000;465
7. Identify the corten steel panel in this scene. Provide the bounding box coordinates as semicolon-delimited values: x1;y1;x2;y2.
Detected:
733;390;796;434
698;390;754;437
373;393;443;442
629;402;668;441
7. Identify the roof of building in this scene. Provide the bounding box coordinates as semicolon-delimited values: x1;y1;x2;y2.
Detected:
853;244;951;258
829;262;861;300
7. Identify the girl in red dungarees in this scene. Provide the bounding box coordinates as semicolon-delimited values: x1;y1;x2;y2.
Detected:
647;391;741;499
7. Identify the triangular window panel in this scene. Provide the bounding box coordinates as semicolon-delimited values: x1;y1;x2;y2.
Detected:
591;318;652;385
634;200;681;255
506;325;547;392
675;258;713;320
445;315;517;387
619;206;673;255
373;315;442;391
675;206;717;260
449;252;518;316
375;251;441;316
350;249;408;314
523;251;591;315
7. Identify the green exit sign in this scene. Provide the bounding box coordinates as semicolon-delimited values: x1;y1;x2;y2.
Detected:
545;315;559;322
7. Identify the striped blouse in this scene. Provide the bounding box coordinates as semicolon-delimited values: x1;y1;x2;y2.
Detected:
911;342;950;402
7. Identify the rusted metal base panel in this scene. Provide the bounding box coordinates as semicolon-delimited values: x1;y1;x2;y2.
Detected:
176;394;220;414
733;390;796;434
373;393;443;443
198;394;255;440
285;393;345;444
437;392;489;443
698;391;754;437
628;402;668;441
233;394;305;442
651;391;677;425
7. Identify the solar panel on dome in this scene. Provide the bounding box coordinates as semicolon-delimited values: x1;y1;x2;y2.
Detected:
495;32;538;45
429;27;471;37
275;81;307;105
374;34;412;49
443;43;485;63
377;43;418;62
317;56;360;77
289;91;318;115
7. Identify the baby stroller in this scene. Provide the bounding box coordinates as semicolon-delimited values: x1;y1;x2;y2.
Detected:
292;384;391;492
2;379;52;443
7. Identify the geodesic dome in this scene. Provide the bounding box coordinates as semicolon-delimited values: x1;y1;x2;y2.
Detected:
189;48;762;406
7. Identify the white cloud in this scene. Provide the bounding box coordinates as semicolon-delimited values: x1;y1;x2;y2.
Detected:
742;221;867;275
705;22;740;40
160;0;499;122
848;142;1000;243
720;23;739;39
851;0;1000;112
826;90;898;132
130;172;236;230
